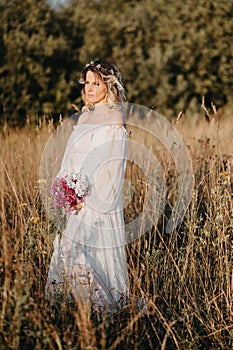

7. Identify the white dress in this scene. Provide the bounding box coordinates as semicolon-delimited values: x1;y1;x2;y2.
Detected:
46;110;129;308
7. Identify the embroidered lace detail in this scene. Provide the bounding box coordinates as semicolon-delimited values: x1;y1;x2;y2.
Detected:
107;124;128;134
74;123;128;135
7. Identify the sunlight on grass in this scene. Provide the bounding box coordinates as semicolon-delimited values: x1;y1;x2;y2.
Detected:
0;111;232;349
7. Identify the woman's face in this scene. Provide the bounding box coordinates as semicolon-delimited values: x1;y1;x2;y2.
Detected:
84;70;107;105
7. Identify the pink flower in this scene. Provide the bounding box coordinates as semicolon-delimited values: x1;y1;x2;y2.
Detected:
50;173;90;214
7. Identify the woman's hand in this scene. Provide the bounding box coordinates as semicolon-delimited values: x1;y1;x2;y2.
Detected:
71;202;84;211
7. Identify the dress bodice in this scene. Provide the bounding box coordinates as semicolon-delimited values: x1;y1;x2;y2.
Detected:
59;123;128;175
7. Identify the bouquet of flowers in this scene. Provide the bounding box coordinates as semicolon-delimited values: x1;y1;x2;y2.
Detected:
51;172;91;214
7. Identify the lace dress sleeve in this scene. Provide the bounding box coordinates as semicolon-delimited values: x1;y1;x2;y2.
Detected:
84;125;128;214
57;129;83;177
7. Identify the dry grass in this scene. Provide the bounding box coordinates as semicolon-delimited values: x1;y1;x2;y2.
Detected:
0;110;233;349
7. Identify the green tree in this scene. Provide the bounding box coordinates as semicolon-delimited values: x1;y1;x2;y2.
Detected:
0;0;71;126
1;0;232;126
66;0;233;116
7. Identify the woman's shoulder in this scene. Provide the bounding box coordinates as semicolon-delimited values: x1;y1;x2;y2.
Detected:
77;110;92;125
107;109;124;127
105;103;127;127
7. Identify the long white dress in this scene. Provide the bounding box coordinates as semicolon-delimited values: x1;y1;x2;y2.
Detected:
46;108;129;308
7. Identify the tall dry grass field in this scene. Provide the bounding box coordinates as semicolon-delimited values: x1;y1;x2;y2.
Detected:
0;112;232;349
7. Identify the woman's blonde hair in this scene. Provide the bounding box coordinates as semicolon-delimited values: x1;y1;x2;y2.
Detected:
79;59;126;108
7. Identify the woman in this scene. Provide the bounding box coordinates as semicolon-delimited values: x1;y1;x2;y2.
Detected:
46;60;129;310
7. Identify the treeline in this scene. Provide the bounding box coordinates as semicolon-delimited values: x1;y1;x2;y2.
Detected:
0;0;232;126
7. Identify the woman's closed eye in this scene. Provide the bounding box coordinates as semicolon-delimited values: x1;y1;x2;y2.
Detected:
85;81;100;86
